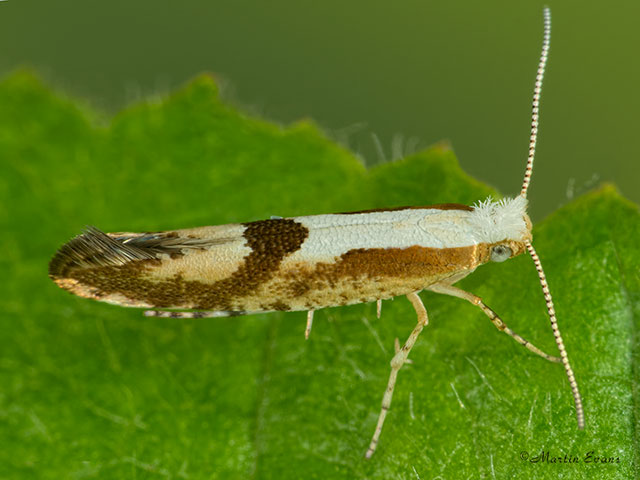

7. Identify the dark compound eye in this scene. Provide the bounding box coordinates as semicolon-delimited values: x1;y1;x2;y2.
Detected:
490;244;512;262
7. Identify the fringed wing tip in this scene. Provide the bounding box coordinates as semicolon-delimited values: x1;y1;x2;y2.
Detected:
49;225;221;280
48;226;156;279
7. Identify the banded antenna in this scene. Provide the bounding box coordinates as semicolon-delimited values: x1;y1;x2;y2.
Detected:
526;240;585;429
523;8;585;430
521;6;551;198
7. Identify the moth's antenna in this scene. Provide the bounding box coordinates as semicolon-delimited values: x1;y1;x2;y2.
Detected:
521;6;551;198
521;8;584;432
526;240;585;430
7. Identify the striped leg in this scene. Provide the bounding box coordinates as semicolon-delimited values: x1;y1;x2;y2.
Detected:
427;284;561;363
365;292;428;459
305;310;314;340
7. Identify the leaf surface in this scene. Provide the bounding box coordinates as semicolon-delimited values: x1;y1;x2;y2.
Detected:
0;71;637;479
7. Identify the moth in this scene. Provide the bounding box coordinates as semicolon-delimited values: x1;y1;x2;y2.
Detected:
50;7;583;458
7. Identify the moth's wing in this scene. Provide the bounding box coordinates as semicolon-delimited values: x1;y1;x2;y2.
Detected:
49;225;250;309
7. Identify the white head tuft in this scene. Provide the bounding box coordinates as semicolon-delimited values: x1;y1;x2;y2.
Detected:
469;196;530;244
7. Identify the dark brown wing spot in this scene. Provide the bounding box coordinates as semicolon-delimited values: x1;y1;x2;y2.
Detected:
269;300;290;311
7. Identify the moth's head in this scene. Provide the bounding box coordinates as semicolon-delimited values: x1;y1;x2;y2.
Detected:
470;195;532;263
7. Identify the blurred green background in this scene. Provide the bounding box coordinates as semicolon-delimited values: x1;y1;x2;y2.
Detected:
0;0;637;220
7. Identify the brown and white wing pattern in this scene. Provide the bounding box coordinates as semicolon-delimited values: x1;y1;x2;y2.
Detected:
49;202;528;314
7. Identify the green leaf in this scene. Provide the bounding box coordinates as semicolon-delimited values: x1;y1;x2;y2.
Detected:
1;71;637;479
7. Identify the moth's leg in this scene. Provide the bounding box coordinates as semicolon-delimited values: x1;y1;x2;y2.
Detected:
376;299;382;319
365;292;428;459
305;310;314;340
427;284;561;363
143;310;246;319
394;338;412;364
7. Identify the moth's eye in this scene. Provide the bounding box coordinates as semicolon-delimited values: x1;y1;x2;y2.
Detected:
490;245;512;262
